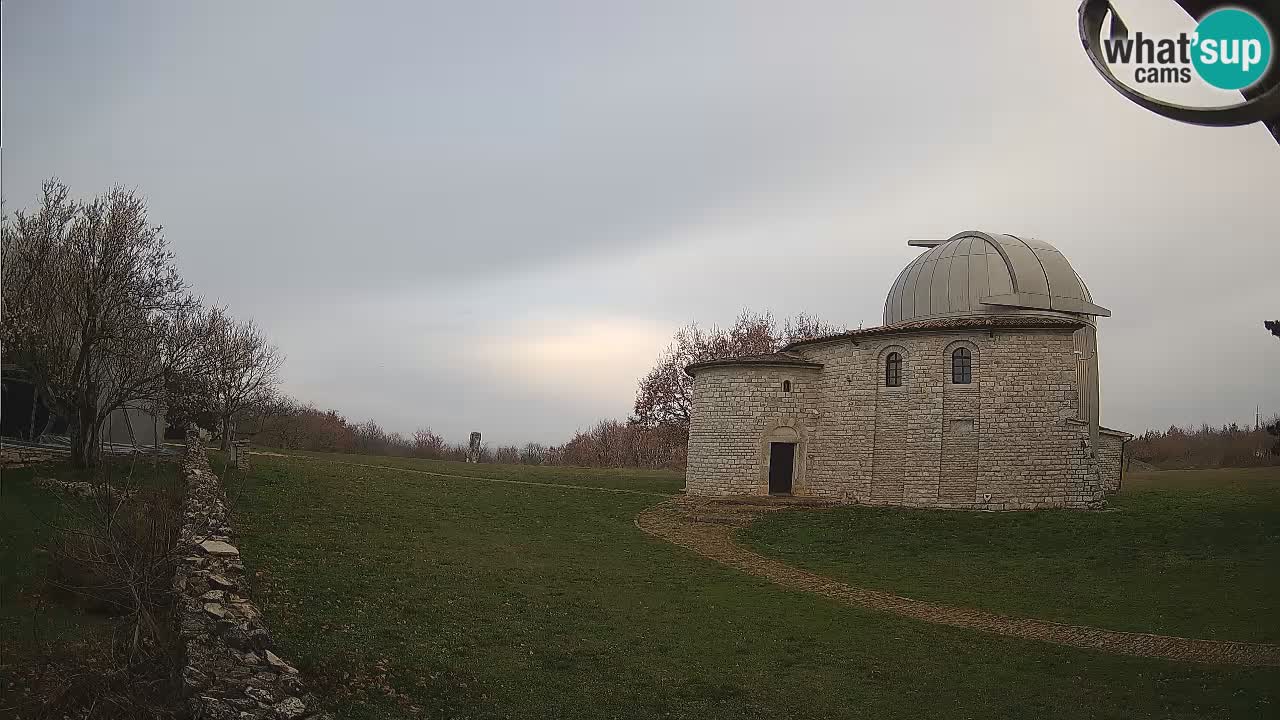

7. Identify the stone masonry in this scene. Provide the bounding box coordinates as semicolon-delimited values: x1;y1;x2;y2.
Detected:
1095;428;1126;493
686;326;1119;510
685;231;1127;511
231;439;251;472
174;433;331;720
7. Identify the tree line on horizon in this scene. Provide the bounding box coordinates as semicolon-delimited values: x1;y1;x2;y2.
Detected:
242;404;692;468
1129;418;1280;469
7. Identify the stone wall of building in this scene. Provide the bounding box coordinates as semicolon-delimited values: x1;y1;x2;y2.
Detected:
1096;429;1126;494
686;328;1109;510
967;331;1100;510
685;365;820;496
174;434;331;719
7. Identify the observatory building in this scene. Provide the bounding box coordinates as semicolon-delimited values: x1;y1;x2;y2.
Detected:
684;230;1129;510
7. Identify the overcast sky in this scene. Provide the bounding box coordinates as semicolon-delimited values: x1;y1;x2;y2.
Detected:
4;0;1278;445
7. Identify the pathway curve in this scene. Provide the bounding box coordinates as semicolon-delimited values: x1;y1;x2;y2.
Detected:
636;496;1280;667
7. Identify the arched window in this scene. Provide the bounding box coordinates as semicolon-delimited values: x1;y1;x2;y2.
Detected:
782;380;792;393
885;352;902;387
952;347;972;384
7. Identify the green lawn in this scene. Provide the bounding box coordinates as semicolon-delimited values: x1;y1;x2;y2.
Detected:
265;449;685;494
744;467;1280;644
0;456;185;714
222;453;1278;719
1;465;110;667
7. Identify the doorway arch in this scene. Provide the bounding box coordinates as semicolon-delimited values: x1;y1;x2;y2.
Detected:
757;420;807;495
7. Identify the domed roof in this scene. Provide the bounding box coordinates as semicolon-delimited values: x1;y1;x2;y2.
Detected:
883;231;1110;326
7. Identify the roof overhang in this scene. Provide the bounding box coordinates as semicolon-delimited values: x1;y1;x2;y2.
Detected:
685;357;824;378
981;293;1111;317
1066;418;1132;440
783;315;1086;352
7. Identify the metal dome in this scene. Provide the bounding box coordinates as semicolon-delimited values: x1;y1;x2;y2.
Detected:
883;231;1110;326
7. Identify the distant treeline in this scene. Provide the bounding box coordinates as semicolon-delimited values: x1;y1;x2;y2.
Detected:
245;401;687;469
1128;417;1279;469
246;399;1280;471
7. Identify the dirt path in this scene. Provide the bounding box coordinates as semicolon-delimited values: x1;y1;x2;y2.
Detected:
636;496;1280;668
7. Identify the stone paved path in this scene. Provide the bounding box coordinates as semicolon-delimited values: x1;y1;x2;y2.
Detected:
636;496;1280;667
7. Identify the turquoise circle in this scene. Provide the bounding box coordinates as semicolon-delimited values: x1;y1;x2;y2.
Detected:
1192;8;1272;90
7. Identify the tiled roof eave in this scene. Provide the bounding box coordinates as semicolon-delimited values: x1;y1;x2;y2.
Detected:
782;315;1086;351
684;353;824;377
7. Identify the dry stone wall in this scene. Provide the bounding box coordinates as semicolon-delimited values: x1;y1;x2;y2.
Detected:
174;434;331;720
686;328;1110;510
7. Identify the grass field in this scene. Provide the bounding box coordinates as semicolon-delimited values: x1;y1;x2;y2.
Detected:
221;452;1279;719
1;464;113;671
744;467;1280;643
248;449;685;494
0;457;185;714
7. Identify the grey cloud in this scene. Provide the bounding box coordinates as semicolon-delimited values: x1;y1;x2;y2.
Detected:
4;1;1278;445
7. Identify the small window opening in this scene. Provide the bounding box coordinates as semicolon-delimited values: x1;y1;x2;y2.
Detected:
782;380;792;393
885;352;902;387
952;347;972;384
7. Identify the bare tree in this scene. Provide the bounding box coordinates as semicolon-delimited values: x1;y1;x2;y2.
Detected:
2;181;203;467
246;396;355;451
352;418;387;454
412;427;448;458
493;445;520;464
267;397;308;449
520;442;547;465
200;307;283;450
783;312;843;346
632;309;841;432
2;181;75;440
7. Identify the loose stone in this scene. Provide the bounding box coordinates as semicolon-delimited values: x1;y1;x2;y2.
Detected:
204;603;230;620
200;539;241;556
271;696;307;720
